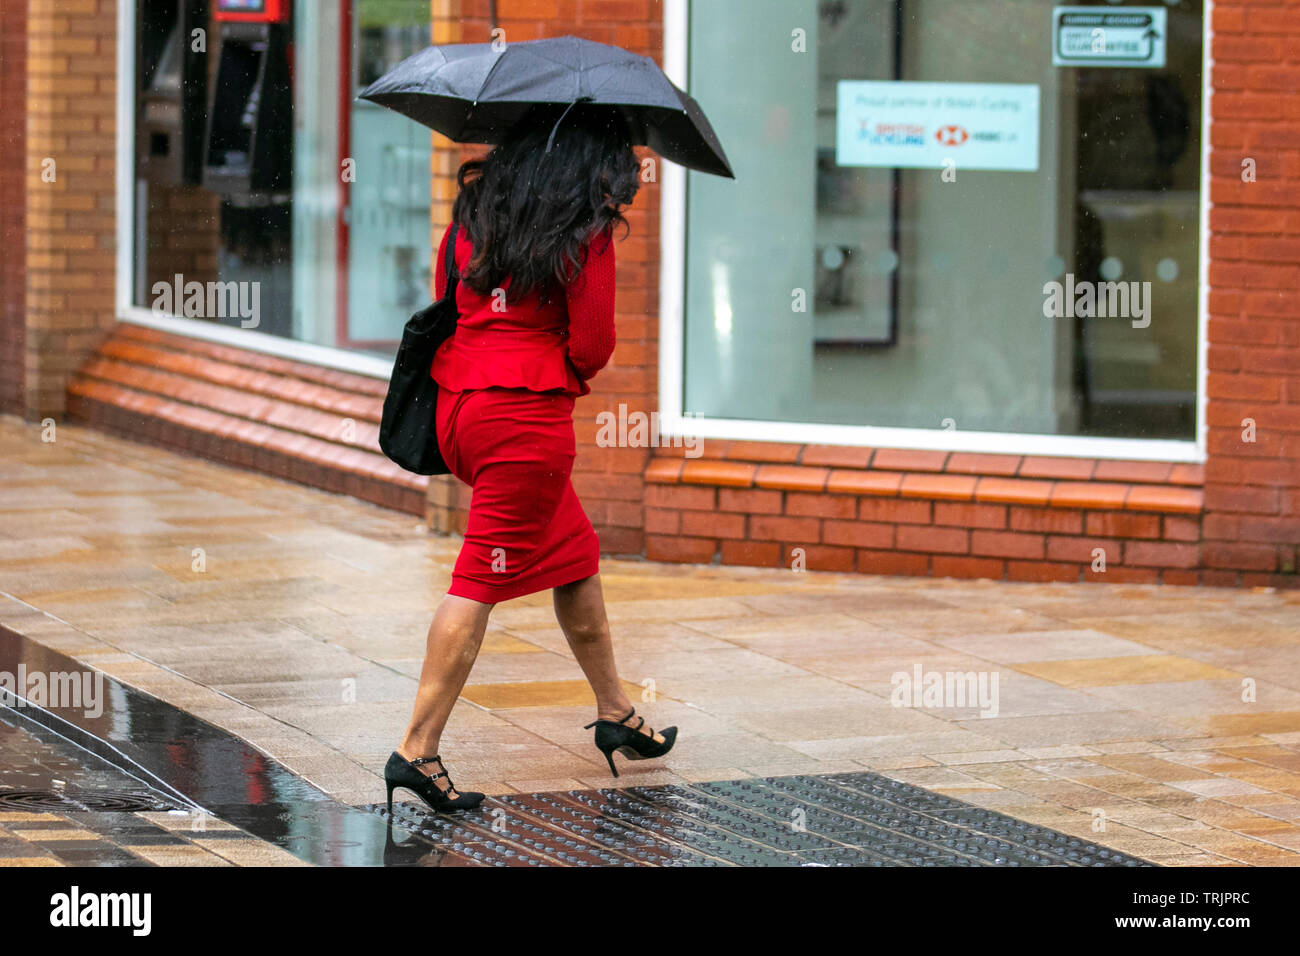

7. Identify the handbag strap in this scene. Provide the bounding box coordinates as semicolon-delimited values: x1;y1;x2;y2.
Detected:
444;222;460;299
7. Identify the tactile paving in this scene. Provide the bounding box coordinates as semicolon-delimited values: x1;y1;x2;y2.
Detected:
365;769;1153;867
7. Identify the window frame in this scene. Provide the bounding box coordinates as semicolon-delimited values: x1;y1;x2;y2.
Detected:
658;0;1212;463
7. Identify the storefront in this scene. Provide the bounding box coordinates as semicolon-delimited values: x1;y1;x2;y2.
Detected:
2;0;1296;588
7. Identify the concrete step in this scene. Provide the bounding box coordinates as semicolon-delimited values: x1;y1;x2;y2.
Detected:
67;324;427;515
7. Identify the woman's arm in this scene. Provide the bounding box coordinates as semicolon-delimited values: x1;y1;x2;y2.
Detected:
564;227;617;381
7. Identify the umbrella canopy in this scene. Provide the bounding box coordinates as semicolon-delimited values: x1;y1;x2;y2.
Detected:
357;35;735;179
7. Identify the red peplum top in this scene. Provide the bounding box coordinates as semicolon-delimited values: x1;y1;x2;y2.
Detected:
429;220;616;397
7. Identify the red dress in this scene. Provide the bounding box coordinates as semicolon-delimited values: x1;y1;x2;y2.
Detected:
430;221;616;603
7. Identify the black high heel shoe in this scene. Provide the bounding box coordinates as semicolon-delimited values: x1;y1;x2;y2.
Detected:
583;707;677;778
384;752;484;815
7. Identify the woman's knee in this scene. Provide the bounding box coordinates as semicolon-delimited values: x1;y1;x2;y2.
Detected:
560;617;608;644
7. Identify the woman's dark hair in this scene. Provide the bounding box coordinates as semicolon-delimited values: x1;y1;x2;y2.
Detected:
451;104;640;304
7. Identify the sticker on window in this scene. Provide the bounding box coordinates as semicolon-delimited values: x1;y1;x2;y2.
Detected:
835;81;1040;172
1052;6;1167;68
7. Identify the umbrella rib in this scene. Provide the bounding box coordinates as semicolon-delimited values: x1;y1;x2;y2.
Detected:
462;45;514;135
462;40;650;121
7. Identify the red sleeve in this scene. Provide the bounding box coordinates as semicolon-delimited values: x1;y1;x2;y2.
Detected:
433;221;454;300
564;226;616;381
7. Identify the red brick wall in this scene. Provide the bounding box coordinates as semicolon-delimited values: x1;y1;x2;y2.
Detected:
0;0;26;415
24;0;118;419
1202;1;1300;586
643;448;1209;586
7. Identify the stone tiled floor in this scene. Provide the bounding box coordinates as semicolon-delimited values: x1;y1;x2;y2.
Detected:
2;416;1299;866
0;810;301;868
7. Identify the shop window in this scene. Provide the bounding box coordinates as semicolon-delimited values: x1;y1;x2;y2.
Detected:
129;0;432;358
683;0;1203;443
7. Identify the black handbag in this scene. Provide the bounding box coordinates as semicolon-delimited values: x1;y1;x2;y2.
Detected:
378;222;462;475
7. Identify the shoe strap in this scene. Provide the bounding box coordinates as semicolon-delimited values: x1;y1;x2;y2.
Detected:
583;707;639;730
619;709;650;734
401;754;461;797
411;756;456;788
581;710;654;737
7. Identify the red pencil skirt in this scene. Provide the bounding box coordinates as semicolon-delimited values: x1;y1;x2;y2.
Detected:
436;385;600;604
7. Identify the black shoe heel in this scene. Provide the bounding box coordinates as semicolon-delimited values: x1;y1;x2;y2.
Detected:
601;747;619;778
584;707;677;779
384;752;484;814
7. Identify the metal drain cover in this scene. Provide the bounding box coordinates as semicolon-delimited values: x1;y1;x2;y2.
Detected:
0;788;180;813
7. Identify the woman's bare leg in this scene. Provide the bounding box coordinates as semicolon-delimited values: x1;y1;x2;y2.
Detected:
398;594;495;794
552;573;663;743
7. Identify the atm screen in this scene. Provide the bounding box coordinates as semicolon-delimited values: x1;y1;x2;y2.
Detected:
213;0;286;25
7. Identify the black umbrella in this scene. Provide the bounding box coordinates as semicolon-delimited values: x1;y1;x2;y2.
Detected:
357;35;735;179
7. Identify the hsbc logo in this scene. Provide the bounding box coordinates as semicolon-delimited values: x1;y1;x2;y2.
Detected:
935;124;969;147
936;123;1017;149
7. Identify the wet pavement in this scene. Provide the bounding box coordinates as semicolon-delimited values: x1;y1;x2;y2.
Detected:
3;417;1300;866
4;691;1152;868
0;623;443;866
0;706;303;867
0;621;1148;866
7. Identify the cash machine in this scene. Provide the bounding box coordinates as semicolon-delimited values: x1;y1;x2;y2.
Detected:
202;0;293;199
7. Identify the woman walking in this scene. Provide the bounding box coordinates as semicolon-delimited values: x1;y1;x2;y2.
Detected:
385;106;676;814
